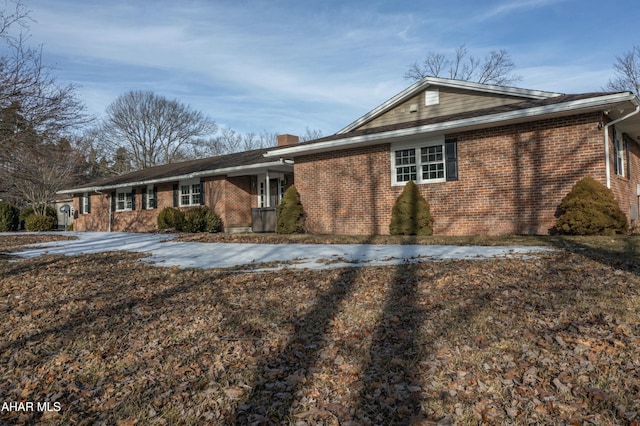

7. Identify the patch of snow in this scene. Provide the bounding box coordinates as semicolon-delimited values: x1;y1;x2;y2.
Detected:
8;232;555;271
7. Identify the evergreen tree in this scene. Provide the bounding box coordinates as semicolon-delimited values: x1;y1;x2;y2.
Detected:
276;185;305;234
389;181;434;236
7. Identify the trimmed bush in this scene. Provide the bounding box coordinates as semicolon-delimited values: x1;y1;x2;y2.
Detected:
0;202;19;231
183;207;209;233
24;214;57;232
157;207;185;231
276;185;305;234
389;180;434;236
555;176;628;235
20;206;57;230
204;209;222;233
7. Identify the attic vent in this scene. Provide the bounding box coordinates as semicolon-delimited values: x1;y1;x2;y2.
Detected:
425;88;439;106
409;103;418;113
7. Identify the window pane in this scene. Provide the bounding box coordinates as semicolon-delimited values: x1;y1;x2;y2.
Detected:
422;163;444;180
421;145;443;163
181;185;190;195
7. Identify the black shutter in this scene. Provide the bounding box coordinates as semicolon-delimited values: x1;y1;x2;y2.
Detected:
200;182;205;205
142;188;147;210
78;194;83;215
131;189;136;211
445;138;458;181
111;192;116;212
86;193;91;213
173;184;179;207
153;187;158;209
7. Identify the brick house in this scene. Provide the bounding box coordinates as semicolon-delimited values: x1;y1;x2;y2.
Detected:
62;77;640;235
264;77;640;235
60;137;296;233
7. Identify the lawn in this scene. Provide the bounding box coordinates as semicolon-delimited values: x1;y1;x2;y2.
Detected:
1;234;639;425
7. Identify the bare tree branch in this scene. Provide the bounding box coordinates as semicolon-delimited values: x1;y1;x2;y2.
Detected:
98;91;217;170
606;45;640;95
404;43;521;86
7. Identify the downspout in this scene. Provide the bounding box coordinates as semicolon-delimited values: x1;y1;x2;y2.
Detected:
604;104;640;188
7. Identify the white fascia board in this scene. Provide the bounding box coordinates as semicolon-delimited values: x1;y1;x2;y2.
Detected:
266;92;637;159
57;161;291;195
337;77;563;134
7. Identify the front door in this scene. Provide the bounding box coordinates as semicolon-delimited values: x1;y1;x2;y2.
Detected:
269;178;280;208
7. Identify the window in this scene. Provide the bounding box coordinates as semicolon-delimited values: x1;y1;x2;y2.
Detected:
116;189;133;211
394;148;417;183
392;137;457;185
613;128;626;177
80;192;90;214
180;180;202;206
146;185;156;209
421;145;444;180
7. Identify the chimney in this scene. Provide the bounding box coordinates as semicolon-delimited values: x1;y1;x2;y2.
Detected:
277;134;299;147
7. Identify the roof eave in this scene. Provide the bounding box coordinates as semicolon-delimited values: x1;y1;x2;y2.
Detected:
58;160;292;195
265;92;638;159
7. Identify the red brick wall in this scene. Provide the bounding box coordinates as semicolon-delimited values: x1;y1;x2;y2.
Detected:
72;177;255;232
609;131;640;226
295;112;623;236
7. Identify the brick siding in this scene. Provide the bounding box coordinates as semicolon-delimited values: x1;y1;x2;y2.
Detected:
296;112;638;236
72;177;255;232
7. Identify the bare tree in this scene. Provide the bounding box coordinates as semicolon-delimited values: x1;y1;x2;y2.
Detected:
0;1;90;213
99;90;217;170
300;126;323;142
606;45;640;95
404;44;521;86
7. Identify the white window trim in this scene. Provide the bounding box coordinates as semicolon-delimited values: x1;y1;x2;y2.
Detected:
115;187;133;211
614;131;625;177
391;136;446;186
82;192;89;214
179;179;201;207
146;184;155;210
116;188;133;212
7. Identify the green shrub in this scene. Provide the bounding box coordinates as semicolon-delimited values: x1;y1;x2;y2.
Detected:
183;207;209;233
389;180;434;236
276;184;305;234
157;207;185;231
0;202;19;231
20;206;56;230
555;176;628;235
24;214;57;232
204;209;222;233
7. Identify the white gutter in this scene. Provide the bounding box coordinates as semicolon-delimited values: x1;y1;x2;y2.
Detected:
604;104;640;188
58;160;291;195
266;92;637;158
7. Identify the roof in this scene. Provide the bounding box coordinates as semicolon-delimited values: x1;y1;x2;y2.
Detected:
337;76;563;134
60;147;292;194
265;87;639;159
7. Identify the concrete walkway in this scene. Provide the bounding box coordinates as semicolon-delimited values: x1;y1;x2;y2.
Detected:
10;232;554;270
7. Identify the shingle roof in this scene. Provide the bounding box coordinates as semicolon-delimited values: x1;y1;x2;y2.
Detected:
296;93;616;146
64;147;277;192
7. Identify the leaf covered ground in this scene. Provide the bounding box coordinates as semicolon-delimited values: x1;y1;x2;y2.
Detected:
0;235;639;425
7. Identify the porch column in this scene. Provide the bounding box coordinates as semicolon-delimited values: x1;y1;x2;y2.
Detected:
265;170;270;207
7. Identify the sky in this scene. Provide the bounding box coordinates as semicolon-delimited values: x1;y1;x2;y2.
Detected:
16;0;640;137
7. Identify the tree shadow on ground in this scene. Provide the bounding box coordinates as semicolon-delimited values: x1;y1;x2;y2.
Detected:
543;236;639;276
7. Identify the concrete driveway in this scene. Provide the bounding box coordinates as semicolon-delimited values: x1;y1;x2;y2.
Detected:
10;232;554;270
